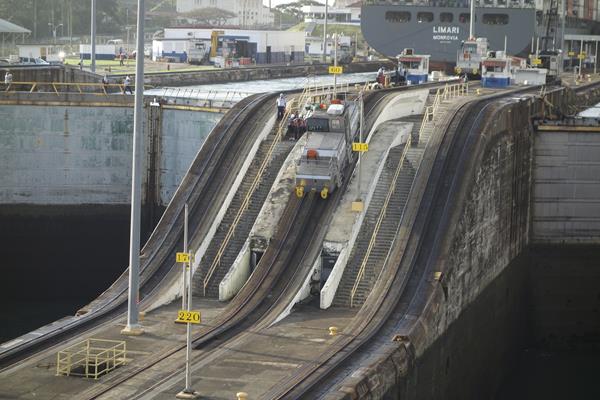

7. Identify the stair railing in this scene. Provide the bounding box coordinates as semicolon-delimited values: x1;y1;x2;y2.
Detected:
348;81;469;307
202;97;301;295
418;82;469;141
349;134;412;308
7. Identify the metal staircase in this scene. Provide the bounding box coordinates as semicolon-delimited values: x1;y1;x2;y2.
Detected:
332;146;416;307
332;82;470;308
192;137;295;298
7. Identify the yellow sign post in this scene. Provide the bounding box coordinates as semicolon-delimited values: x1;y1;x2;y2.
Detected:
352;142;369;152
175;310;201;324
176;252;191;263
568;51;576;57
531;58;542;66
329;66;343;74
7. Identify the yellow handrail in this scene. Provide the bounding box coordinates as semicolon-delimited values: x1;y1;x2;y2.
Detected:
418;82;469;140
349;135;412;308
3;81;151;95
202;97;301;295
348;81;469;307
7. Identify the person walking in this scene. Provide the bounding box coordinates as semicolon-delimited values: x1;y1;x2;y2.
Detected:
102;74;109;88
4;70;13;85
276;93;287;120
119;52;125;66
123;76;132;94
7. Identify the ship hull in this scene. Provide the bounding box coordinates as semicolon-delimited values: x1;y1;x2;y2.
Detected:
362;5;536;65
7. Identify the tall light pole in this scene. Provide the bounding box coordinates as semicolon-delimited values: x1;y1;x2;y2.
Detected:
121;0;145;337
469;0;475;39
561;0;566;53
322;0;328;62
91;0;97;73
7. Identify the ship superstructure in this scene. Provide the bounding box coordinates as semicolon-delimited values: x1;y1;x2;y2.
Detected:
362;0;600;69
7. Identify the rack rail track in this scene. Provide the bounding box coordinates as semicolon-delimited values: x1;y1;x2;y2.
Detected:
263;85;549;399
73;86;420;400
1;82;456;400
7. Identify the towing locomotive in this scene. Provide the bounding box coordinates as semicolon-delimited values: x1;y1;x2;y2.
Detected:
295;98;360;199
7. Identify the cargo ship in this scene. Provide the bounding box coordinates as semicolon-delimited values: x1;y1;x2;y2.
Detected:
361;0;600;69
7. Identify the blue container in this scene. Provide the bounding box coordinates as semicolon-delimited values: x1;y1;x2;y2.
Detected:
407;74;428;85
482;76;511;88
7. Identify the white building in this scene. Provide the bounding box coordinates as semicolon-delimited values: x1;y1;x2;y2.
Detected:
176;0;274;27
302;3;361;26
154;28;304;64
305;35;353;57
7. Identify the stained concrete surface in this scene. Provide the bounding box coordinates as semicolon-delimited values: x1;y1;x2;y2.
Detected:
0;299;226;400
109;305;357;400
0;104;220;207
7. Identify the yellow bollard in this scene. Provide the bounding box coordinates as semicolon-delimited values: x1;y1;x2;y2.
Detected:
320;187;329;199
237;392;248;400
329;326;339;336
295;185;304;198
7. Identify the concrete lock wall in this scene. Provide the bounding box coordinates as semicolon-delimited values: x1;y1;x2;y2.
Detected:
334;85;600;399
532;130;600;243
333;97;537;400
0;104;136;205
0;99;221;208
393;100;534;399
158;109;222;204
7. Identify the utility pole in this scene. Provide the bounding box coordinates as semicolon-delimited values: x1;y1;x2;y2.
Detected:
176;204;198;399
561;0;566;53
48;23;63;45
33;0;37;41
69;0;73;48
91;0;97;73
358;92;364;199
121;0;145;338
469;0;475;39
322;0;328;62
181;199;188;310
333;33;338;93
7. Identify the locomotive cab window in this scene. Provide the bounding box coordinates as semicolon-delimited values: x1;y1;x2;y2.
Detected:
306;118;329;132
330;118;343;131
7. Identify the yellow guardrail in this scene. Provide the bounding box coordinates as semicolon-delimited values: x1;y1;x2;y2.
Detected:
56;338;127;379
348;81;470;308
2;81;151;96
202;96;306;295
419;82;469;139
349;134;412;308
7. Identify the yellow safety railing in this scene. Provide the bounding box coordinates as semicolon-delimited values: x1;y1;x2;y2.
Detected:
56;338;127;379
202;96;303;295
2;81;151;96
348;81;470;308
302;81;354;104
349;134;412;308
418;82;469;140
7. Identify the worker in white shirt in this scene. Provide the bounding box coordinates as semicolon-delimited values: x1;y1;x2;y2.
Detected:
4;71;13;85
276;93;287;120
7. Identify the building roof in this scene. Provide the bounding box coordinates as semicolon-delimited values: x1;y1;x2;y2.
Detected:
0;18;30;34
